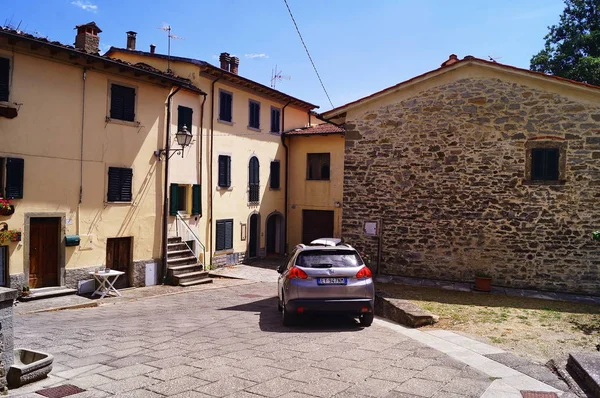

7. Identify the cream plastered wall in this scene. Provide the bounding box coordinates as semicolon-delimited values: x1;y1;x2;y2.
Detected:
0;48;179;277
108;51;313;259
286;134;345;249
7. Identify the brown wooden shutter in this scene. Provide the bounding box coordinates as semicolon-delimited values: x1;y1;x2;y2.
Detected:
5;157;24;199
170;183;179;215
0;58;9;102
270;161;280;189
192;184;201;215
218;155;231;188
120;168;133;202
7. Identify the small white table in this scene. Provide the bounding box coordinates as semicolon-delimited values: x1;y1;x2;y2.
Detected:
89;270;125;299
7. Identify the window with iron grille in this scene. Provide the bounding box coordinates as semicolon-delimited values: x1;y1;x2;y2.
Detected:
0;57;9;102
249;100;260;129
219;90;233;122
107;167;133;202
307;153;330;180
249;156;260;203
531;148;559;181
110;84;136;122
216;219;233;251
218;155;231;188
271;107;281;133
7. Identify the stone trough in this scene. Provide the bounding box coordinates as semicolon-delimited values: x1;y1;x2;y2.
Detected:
375;292;439;328
7;348;53;388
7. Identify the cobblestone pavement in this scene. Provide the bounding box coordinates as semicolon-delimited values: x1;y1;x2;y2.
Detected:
12;281;500;397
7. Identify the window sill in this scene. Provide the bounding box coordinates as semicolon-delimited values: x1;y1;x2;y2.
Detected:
217;119;234;126
216;186;233;191
248;201;260;206
248;126;261;132
269;131;282;136
269;187;281;191
105;117;140;127
214;249;234;255
522;179;566;186
0;103;18;119
105;201;133;205
306;179;331;182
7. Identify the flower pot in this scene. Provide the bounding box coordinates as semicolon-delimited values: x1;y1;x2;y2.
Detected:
0;206;14;216
474;276;492;292
11;232;21;242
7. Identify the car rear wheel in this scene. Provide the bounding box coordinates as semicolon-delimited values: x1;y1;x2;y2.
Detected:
281;295;295;326
360;313;374;327
277;296;283;312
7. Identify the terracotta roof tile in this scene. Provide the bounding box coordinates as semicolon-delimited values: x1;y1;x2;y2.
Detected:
284;123;344;136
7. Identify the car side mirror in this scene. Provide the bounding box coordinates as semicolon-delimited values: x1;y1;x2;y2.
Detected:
276;265;285;274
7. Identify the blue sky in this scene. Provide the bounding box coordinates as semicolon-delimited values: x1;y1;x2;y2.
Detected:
3;0;565;111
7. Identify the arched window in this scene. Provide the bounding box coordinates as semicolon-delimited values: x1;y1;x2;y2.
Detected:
249;157;260;203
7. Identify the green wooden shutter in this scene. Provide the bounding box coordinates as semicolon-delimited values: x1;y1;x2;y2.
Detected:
120;168;133;202
110;85;124;120
226;156;231;187
169;183;179;215
225;219;234;249
218;155;229;187
122;86;136;122
192;184;201;215
5;157;24;199
216;220;226;251
0;58;9;102
107;167;121;202
270;161;280;189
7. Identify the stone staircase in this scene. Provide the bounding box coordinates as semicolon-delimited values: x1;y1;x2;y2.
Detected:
167;237;212;287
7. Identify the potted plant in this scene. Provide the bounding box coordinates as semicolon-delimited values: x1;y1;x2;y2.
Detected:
0;229;21;244
21;286;30;297
0;199;14;216
474;271;492;292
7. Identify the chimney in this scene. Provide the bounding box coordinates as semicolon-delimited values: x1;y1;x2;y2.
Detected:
441;54;459;67
150;44;156;54
74;22;102;54
219;52;231;71
126;31;137;50
230;56;240;75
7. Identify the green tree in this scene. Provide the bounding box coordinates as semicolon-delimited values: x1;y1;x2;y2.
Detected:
530;0;600;85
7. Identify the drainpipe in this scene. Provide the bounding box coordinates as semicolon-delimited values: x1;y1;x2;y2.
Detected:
281;100;292;254
77;68;87;236
198;93;207;196
162;86;182;284
208;72;224;266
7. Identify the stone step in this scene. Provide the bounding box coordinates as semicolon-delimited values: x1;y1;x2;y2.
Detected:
167;249;194;259
567;352;600;397
166;256;197;266
179;278;213;287
168;243;189;251
19;287;77;301
168;264;204;276
167;236;182;244
173;271;210;285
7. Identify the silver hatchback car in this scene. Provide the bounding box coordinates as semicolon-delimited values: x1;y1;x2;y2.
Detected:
277;240;375;327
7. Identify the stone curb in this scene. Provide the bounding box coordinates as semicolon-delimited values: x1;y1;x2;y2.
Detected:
374;292;439;327
20;301;100;315
566;352;600;397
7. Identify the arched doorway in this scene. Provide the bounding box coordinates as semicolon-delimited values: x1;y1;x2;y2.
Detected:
266;212;284;255
248;212;260;258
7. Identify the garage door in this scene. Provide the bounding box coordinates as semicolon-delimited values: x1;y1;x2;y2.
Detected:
302;210;334;244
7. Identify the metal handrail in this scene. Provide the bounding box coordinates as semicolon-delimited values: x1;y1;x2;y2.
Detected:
175;213;207;269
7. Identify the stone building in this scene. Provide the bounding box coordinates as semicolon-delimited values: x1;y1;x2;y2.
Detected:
323;55;600;294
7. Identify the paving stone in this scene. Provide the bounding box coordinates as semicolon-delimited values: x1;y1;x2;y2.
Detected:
195;376;257;397
55;364;114;379
440;377;491;396
394;378;444;397
383;392;424;398
298;377;352;398
195;365;246;382
97;375;159;394
238;365;289;383
170;391;216;398
103;363;157;380
333;366;374;383
271;357;315;371
147;364;198;381
394;356;436;371
245;376;307;397
148;375;210;395
335;348;377;361
354;357;395;371
70;374;115;389
68;354;116;368
344;378;399;397
379;349;414;361
105;354;156;368
231;355;275;370
313;357;358;372
284;367;336;383
146;355;193;369
112;390;164;398
372;366;417;383
415;365;463;382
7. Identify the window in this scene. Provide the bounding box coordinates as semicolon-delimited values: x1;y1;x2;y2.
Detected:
107;167;132;202
270;161;280;189
178;105;193;134
110;84;136;122
249;100;260;129
0;157;24;199
249;156;259;203
0;57;9;102
0;246;7;287
532;148;559;181
170;183;201;215
271;107;281;133
218;155;231;188
216;219;234;251
219;90;233;122
307;153;330;180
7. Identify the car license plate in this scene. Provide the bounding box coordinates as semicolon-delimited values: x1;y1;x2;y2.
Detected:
317;278;347;285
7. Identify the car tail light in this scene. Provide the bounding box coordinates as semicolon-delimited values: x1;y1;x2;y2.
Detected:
287;267;308;279
356;266;372;279
297;307;304;313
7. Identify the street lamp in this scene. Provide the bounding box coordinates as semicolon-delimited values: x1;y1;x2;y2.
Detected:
155;125;192;159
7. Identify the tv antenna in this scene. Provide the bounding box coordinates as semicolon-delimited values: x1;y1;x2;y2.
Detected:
488;55;503;63
270;65;291;89
157;24;184;72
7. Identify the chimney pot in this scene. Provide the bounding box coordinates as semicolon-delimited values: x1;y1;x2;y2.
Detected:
230;56;240;75
150;44;156;54
74;21;102;54
441;54;460;67
126;31;137;50
219;52;231;71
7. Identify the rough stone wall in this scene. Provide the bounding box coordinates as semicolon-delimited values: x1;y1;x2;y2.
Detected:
343;77;600;294
0;288;17;395
212;251;246;268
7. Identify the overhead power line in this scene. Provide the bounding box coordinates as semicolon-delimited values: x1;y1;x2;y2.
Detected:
282;0;334;109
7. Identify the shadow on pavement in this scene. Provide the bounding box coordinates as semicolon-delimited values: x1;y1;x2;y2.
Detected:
220;296;364;333
243;256;286;270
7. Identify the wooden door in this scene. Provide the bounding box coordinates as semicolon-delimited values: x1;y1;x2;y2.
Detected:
106;237;132;289
302;210;334;244
249;214;258;258
30;217;60;288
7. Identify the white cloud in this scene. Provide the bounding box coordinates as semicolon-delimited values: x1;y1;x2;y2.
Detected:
71;0;98;12
245;53;269;59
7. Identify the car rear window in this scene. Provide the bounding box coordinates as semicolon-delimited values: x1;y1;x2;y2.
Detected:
296;250;364;268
